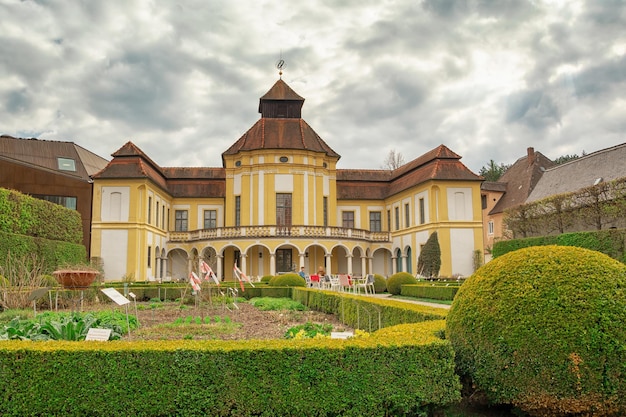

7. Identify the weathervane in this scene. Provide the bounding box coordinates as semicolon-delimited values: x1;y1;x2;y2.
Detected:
276;53;285;78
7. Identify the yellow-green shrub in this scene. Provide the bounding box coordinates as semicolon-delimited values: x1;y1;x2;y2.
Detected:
0;320;460;416
447;245;626;416
268;273;306;287
386;272;417;295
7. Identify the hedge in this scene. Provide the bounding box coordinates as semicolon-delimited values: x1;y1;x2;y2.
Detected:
292;288;448;332
492;228;626;263
0;188;82;244
401;284;459;301
0;320;460;416
0;230;87;274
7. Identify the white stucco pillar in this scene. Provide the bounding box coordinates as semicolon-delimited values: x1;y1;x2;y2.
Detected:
391;256;397;275
361;256;367;275
270;253;276;276
217;254;223;282
241;254;247;275
346;254;353;275
325;253;331;275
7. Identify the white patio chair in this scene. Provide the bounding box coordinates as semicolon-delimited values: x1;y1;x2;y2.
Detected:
328;275;341;291
354;274;375;295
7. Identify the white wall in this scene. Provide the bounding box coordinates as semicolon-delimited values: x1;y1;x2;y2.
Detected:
450;228;475;276
101;229;128;281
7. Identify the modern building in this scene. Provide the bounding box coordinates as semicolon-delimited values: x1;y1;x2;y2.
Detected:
0;135;109;254
90;77;484;282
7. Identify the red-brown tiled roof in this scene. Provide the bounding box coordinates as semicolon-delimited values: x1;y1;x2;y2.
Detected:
94;142;227;196
337;145;481;200
223;118;339;158
489;150;555;215
260;79;304;102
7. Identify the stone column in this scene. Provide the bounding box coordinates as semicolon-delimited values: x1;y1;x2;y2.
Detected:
346;254;353;275
217;254;223;281
270;253;276;276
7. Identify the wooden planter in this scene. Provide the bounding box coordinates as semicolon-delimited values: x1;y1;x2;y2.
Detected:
53;270;99;289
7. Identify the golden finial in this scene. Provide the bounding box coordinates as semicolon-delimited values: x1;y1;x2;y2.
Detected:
276;59;285;79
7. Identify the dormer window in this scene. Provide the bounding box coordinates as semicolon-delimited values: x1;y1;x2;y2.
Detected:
57;157;76;171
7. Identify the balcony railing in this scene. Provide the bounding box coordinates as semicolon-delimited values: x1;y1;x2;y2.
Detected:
168;225;390;243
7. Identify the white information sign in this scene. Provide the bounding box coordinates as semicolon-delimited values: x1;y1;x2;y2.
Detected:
85;328;112;341
100;288;131;306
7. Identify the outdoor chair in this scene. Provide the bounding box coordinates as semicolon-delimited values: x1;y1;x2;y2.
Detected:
309;274;320;288
338;274;353;292
328;274;341;291
354;274;375;295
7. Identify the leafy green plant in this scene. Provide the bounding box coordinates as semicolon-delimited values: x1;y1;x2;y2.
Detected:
39;313;96;341
248;297;306;311
0;317;46;341
284;322;332;339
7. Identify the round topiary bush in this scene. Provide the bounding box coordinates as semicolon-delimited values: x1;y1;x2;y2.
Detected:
260;275;273;284
268;273;306;287
373;274;387;293
446;245;626;416
386;272;417;295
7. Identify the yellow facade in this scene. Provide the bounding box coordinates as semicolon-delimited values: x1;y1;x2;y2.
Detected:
90;79;483;282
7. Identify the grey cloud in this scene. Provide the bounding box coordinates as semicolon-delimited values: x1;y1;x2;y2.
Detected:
505;89;561;129
5;89;32;114
572;56;626;99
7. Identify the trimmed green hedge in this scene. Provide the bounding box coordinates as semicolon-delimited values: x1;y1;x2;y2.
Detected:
0;230;87;274
492;228;626;263
292;288;447;332
0;188;82;244
0;320;460;416
401;284;459;301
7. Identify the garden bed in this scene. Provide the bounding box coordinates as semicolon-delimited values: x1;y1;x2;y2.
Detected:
99;300;352;341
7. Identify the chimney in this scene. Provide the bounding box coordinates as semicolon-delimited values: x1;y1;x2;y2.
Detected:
527;147;535;166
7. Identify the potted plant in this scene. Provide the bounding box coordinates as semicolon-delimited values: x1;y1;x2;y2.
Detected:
52;264;100;289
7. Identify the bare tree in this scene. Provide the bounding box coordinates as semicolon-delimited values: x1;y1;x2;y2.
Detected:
381;149;405;170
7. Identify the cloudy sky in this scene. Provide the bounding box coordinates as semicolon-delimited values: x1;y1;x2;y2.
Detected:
1;0;624;173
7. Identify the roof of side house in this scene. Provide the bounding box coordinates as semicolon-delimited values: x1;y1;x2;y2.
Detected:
527;142;626;203
488;148;555;215
0;135;108;180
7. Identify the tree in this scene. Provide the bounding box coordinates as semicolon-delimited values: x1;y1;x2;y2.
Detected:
478;160;510;181
417;231;441;277
381;149;405;170
554;152;585;165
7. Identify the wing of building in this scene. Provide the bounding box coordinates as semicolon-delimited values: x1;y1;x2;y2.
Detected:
480;147;555;260
90;77;484;282
0;135;109;253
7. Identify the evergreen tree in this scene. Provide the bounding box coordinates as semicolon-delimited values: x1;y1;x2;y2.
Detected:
417;231;441;277
478;159;510;181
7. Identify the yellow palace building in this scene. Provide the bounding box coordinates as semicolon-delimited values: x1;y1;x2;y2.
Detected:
90;77;483;282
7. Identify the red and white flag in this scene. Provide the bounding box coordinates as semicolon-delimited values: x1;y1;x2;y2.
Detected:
200;260;220;286
233;264;245;292
234;263;255;288
189;272;201;291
